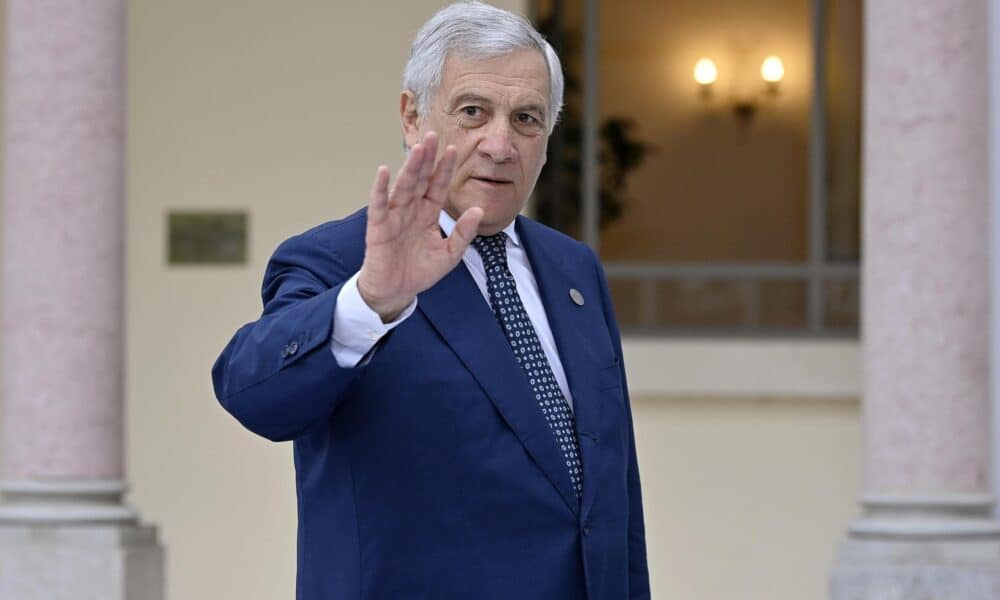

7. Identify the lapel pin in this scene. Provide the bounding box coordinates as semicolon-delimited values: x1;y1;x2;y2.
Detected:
569;288;585;306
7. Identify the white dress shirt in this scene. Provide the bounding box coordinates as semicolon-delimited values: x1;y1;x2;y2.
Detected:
330;210;575;411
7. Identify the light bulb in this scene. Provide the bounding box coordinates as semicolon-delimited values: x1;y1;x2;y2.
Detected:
693;58;718;86
761;55;784;83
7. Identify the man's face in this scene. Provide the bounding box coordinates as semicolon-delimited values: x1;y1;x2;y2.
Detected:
402;49;551;235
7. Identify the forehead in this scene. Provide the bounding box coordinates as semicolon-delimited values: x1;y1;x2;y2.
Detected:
437;49;550;106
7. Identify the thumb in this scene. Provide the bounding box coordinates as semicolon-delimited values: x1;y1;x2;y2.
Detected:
446;207;484;262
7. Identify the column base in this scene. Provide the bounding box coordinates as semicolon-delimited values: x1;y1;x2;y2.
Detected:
831;494;1000;599
0;480;138;524
0;522;165;600
0;480;164;599
831;538;1000;599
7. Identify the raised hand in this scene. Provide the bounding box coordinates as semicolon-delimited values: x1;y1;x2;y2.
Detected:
357;132;483;322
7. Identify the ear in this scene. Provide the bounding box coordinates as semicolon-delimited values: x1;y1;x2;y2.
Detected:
400;91;421;150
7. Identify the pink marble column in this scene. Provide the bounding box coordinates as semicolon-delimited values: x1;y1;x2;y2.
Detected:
832;1;1000;596
861;0;990;506
0;0;131;520
831;0;1000;600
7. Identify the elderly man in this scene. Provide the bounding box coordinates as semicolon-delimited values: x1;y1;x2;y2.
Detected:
212;2;649;598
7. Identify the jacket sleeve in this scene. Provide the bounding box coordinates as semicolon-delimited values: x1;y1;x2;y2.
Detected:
590;247;651;599
211;231;365;442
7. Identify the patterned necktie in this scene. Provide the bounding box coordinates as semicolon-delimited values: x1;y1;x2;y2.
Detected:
471;232;584;500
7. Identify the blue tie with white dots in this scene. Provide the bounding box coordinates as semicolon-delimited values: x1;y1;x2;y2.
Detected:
471;232;584;500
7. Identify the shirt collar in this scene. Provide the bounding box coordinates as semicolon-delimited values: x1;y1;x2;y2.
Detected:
438;210;521;247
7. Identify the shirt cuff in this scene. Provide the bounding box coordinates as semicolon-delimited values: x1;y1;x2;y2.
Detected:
330;272;417;367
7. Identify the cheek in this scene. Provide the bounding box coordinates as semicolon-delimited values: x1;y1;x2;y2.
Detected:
521;145;547;180
523;137;547;160
441;121;473;147
534;139;549;165
444;130;477;165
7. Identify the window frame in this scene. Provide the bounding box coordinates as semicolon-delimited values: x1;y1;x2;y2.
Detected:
559;0;859;337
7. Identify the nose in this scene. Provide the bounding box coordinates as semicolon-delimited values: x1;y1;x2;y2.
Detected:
477;120;517;164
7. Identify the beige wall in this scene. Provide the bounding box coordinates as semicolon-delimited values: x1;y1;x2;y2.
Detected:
0;1;861;598
635;395;859;599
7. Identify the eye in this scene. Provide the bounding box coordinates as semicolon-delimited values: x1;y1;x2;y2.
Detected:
461;106;483;118
514;113;545;133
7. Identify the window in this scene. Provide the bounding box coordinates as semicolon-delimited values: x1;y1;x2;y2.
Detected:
532;0;861;335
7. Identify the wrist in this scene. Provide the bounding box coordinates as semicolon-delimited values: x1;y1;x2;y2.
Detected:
356;274;411;323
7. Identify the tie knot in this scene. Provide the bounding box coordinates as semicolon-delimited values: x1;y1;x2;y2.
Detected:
471;232;508;268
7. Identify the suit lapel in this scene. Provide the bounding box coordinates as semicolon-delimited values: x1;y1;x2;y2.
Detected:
516;217;605;523
417;262;581;516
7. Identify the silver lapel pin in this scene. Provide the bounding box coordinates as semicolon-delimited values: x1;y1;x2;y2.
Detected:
569;288;585;306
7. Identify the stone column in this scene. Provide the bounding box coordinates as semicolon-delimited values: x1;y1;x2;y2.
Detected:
0;1;164;599
831;0;1000;597
992;0;1000;525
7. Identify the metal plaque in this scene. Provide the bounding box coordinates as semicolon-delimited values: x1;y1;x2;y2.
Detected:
168;211;248;265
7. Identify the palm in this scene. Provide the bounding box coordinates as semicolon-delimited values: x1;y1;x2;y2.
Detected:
358;133;482;320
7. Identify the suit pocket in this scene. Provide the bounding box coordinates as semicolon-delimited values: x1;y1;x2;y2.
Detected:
598;360;623;391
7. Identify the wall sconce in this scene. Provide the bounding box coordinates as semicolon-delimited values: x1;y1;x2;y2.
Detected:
693;58;718;95
694;55;784;124
760;55;784;91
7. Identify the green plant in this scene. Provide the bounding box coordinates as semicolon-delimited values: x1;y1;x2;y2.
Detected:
534;9;653;234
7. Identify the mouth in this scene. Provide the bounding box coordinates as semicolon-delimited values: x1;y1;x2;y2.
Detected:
470;176;514;186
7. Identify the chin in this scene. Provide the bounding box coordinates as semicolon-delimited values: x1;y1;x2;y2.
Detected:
481;203;522;228
458;198;519;228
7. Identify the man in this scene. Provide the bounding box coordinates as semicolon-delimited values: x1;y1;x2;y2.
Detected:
211;2;649;598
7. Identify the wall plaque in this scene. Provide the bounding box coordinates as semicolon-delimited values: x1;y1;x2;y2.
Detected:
168;211;248;265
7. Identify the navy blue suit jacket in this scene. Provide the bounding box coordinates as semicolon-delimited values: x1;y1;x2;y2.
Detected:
212;208;650;599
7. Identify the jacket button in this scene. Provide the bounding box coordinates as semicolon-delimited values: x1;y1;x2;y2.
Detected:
582;522;592;536
286;341;299;356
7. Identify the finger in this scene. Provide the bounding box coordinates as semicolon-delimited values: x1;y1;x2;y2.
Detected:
413;131;438;200
447;206;484;262
390;144;425;207
420;131;438;177
368;165;390;222
426;145;457;206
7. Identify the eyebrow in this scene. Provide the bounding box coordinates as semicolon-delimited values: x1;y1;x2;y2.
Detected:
449;93;548;120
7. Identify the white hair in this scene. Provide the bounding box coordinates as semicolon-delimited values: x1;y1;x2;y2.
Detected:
403;1;564;134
